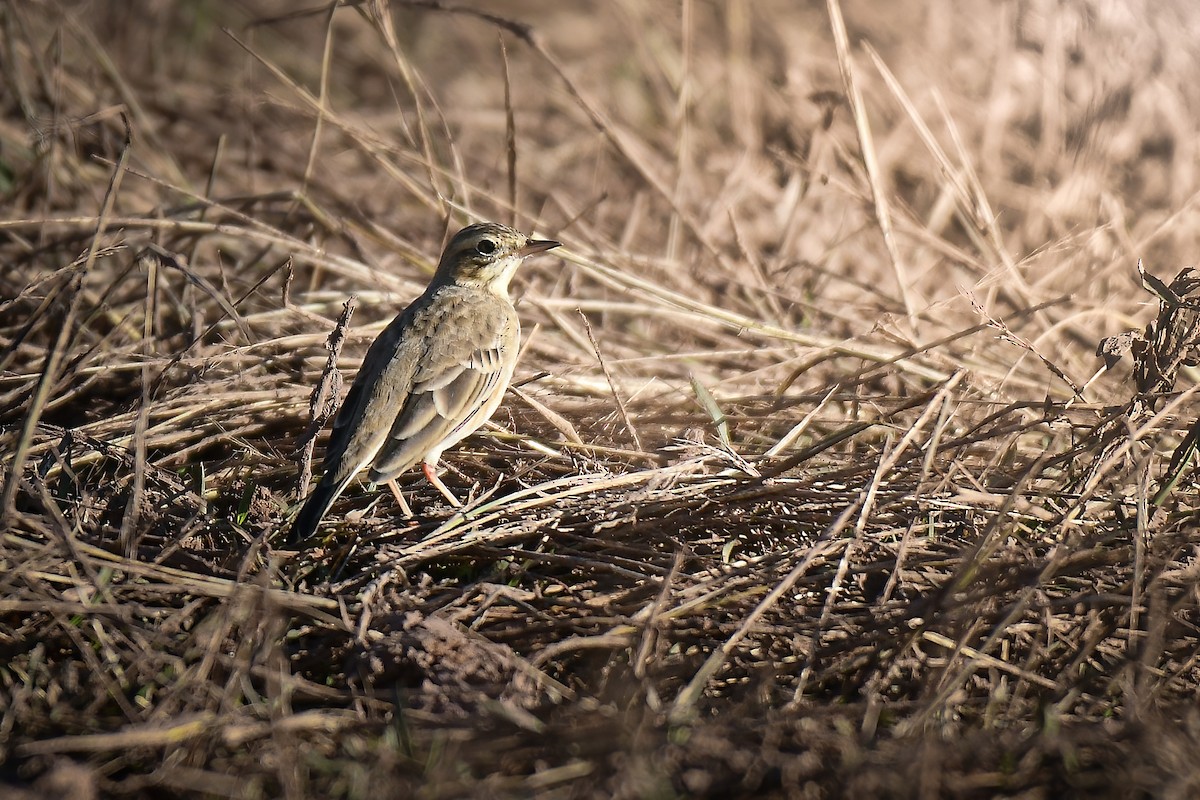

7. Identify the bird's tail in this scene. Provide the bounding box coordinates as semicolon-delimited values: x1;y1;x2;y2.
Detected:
285;476;348;544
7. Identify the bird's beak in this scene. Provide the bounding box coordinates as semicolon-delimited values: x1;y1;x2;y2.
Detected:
519;238;562;257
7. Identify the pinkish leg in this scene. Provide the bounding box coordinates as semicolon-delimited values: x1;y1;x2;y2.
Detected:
387;479;413;518
422;462;462;507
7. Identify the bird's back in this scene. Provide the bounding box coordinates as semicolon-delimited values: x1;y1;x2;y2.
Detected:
321;283;517;489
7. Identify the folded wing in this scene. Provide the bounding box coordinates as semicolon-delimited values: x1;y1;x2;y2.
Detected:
367;292;517;482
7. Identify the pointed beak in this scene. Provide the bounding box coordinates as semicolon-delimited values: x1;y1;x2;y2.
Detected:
518;238;562;257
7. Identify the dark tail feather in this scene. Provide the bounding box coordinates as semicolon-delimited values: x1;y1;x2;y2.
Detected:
286;478;345;544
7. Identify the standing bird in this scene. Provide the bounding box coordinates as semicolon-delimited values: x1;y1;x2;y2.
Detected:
287;222;561;543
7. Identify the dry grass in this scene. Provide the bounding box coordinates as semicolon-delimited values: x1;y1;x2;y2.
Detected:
4;0;1200;797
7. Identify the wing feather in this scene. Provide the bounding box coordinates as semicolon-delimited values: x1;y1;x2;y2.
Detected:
318;303;422;485
367;292;517;482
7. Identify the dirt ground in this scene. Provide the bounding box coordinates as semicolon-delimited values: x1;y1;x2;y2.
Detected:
4;0;1200;797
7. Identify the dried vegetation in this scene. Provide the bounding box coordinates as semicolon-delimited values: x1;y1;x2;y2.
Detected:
4;0;1200;797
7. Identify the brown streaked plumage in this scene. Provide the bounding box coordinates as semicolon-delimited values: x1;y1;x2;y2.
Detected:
287;222;561;542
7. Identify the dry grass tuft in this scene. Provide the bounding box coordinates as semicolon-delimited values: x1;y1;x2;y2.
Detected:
4;0;1200;796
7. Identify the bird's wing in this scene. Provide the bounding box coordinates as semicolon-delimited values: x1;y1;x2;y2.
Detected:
367;294;517;482
317;301;425;488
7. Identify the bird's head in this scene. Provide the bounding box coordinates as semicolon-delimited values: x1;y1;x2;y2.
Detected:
436;222;561;294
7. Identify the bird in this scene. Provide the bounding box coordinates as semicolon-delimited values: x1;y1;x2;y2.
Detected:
286;222;561;543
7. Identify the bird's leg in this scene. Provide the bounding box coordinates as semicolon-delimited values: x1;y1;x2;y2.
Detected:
387;479;414;518
422;462;462;507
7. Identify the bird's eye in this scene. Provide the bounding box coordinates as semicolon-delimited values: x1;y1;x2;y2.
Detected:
475;239;497;256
